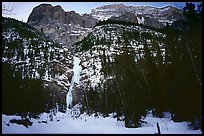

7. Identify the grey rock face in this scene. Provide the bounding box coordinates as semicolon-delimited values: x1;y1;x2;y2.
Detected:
109;12;165;28
143;16;165;28
72;83;82;106
110;12;139;23
27;4;97;48
27;4;53;25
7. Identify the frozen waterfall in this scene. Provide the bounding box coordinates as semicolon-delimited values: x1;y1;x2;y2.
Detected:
66;56;82;109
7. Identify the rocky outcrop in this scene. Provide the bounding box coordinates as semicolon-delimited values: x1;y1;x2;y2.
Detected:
27;4;97;48
28;4;97;28
110;12;139;23
72;83;82;106
27;4;53;25
143;16;164;28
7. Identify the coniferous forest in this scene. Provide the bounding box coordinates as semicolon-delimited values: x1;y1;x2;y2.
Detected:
78;2;202;129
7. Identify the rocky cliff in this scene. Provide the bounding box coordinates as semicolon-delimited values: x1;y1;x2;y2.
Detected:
27;3;185;48
27;4;97;48
90;3;185;25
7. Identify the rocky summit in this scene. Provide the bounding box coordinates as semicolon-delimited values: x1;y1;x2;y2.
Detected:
27;3;185;48
27;4;97;48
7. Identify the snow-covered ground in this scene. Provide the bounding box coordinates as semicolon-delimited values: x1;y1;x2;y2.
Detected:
2;107;202;134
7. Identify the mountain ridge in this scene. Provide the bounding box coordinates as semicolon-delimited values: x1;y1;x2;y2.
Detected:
27;3;185;48
90;3;184;24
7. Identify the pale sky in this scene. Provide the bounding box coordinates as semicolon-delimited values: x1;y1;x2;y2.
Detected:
2;2;202;23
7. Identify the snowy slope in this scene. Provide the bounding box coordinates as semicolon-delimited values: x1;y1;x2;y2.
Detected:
2;17;73;89
2;106;202;134
2;17;73;112
76;23;166;89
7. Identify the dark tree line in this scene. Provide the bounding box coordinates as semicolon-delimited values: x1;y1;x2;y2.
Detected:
2;63;53;117
2;17;67;118
80;2;202;130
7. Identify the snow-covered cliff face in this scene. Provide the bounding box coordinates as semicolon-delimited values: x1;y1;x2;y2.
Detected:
2;17;73;111
90;4;185;26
